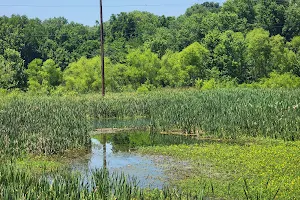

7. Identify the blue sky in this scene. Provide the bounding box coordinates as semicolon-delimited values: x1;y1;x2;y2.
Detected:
1;0;224;26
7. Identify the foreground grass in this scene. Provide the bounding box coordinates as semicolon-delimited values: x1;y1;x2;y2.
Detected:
139;138;300;199
0;162;215;200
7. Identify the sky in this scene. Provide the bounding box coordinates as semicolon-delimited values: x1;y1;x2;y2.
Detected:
1;0;224;26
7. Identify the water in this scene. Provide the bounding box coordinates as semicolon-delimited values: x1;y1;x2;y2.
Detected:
71;135;168;189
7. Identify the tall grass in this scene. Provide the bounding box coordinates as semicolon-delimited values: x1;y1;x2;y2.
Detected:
0;162;284;200
0;163;217;200
90;89;300;141
150;89;300;141
1;88;300;157
0;163;141;199
0;96;91;155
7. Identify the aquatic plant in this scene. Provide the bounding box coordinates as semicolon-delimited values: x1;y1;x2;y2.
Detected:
1;88;300;156
0;96;91;155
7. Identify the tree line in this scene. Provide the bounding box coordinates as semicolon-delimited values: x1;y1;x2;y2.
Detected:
1;0;300;94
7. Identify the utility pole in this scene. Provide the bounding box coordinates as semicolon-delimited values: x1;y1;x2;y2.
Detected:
100;0;105;96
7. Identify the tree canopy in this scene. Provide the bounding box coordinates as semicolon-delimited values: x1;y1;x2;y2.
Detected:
1;0;300;93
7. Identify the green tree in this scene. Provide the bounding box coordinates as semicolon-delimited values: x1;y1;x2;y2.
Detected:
0;15;27;54
217;11;247;32
157;42;209;87
0;49;25;90
245;28;272;81
53;47;72;70
221;0;256;25
288;36;300;76
199;11;247;37
105;63;129;92
202;29;222;52
283;3;300;40
254;0;287;36
157;51;189;87
168;14;206;51
214;31;247;82
77;40;100;59
258;71;300;88
105;37;127;63
289;36;300;53
26;59;62;94
63;57;101;93
125;49;161;88
270;35;296;73
185;3;211;17
21;18;45;66
179;42;209;83
149;27;173;58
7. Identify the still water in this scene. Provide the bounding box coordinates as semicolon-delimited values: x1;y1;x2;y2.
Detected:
71;133;168;189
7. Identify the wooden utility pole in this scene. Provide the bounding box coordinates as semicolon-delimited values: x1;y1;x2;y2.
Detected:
100;0;105;96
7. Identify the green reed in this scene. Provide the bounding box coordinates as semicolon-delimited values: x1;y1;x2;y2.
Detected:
0;163;282;200
0;96;92;155
1;88;300;156
0;163;218;200
90;89;300;141
149;89;300;141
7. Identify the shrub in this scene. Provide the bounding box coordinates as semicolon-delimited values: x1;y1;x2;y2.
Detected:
258;72;300;89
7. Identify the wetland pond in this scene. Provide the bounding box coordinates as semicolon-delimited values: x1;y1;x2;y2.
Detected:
70;132;167;189
68;128;200;189
68;118;200;189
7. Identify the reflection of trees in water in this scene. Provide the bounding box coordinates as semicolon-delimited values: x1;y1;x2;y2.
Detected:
110;132;152;153
99;131;199;156
96;131;202;170
96;132;203;170
111;134;130;153
103;134;107;169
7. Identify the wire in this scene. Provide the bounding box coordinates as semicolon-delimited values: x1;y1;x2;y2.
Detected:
0;0;291;8
0;3;199;8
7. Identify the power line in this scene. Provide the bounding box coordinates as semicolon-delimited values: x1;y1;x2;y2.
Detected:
0;3;199;8
0;0;290;8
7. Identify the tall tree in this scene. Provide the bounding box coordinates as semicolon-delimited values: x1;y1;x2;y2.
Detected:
214;31;247;82
283;2;300;40
26;59;62;94
245;28;272;81
0;49;25;89
270;34;296;73
63;57;101;93
157;51;189;87
126;49;161;88
179;42;209;84
254;0;287;36
222;0;256;26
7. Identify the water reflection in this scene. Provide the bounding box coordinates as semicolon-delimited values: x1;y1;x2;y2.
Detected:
71;133;168;189
103;134;107;169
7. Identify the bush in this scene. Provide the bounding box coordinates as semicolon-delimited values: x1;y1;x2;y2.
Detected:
195;78;237;90
137;82;155;94
258;72;300;89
